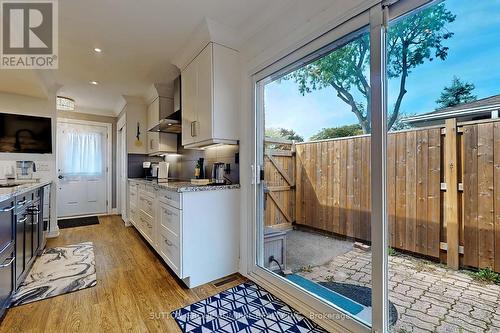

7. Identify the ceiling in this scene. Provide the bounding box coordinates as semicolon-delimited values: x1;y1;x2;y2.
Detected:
0;0;292;115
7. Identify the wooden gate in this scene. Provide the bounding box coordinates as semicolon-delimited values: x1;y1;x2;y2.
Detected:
264;138;295;229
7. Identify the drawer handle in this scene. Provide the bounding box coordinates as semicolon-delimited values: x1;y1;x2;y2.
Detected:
1;205;14;212
18;216;28;224
165;239;173;247
0;257;15;268
17;199;27;206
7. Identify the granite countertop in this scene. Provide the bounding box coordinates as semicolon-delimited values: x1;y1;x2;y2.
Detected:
128;178;240;193
0;180;52;202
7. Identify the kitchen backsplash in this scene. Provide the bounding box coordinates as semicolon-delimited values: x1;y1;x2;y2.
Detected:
127;144;239;184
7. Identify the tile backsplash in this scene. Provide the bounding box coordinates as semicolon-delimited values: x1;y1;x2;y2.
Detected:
127;144;239;184
176;145;239;184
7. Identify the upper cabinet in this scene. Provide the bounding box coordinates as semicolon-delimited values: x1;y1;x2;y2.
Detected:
181;42;239;148
147;97;177;155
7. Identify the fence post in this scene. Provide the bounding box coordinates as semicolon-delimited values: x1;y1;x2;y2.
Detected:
445;118;459;269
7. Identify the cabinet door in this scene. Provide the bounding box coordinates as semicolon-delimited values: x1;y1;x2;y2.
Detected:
147;98;159;130
0;247;14;310
0;200;14;252
181;60;197;146
196;43;213;143
147;132;159;154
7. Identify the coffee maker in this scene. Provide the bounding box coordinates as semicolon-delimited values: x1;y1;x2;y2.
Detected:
211;163;226;184
143;161;152;178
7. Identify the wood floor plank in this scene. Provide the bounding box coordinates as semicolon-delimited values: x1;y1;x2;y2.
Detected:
0;215;247;333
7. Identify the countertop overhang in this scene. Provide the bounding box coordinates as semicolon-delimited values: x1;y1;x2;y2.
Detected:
0;180;52;202
128;178;240;193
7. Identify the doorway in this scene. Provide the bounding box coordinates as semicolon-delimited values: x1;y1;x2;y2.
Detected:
56;119;111;218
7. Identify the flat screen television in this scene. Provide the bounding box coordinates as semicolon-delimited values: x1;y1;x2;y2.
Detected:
0;113;52;154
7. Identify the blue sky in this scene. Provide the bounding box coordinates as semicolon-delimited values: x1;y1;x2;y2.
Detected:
264;0;500;139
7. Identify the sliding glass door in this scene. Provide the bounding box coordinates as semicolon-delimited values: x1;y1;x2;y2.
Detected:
251;0;498;332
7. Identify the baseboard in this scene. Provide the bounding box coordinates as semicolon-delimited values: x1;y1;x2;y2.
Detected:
46;229;60;238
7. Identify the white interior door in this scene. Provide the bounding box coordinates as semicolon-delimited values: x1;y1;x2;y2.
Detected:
57;121;108;218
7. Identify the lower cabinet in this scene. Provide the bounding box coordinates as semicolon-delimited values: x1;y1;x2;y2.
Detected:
0;245;15;311
0;185;48;317
128;180;239;288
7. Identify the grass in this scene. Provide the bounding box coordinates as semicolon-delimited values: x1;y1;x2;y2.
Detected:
468;267;500;284
388;247;398;256
299;265;313;273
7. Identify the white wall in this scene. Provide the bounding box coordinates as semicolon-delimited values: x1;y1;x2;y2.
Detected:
236;0;378;275
0;91;59;237
118;97;148;154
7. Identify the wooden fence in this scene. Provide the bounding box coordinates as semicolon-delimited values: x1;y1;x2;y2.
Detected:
265;118;500;272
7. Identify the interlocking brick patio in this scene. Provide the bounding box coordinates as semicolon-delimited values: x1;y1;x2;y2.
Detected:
296;248;500;333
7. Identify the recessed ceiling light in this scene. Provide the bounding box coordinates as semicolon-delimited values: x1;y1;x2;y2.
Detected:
94;48;102;53
90;80;99;85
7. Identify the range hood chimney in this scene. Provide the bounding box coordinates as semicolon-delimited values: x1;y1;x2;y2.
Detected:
148;77;181;134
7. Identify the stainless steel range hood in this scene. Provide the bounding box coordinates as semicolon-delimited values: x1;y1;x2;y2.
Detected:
148;77;182;134
150;111;181;134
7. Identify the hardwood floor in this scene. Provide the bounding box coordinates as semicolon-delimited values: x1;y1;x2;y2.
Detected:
0;215;246;333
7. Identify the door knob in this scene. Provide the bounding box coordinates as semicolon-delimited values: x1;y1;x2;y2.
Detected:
58;175;64;179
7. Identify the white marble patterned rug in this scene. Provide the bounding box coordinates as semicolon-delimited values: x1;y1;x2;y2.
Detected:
11;242;97;306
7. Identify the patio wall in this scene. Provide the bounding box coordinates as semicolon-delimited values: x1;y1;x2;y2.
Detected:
287;118;500;272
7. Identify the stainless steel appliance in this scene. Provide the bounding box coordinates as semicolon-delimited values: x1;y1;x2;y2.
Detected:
211;163;226;184
151;164;159;178
158;162;169;183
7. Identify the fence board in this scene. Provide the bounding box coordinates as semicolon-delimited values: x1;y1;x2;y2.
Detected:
463;125;478;267
395;132;407;250
416;130;429;255
477;123;495;268
406;131;417;253
495;123;500;272
427;129;441;258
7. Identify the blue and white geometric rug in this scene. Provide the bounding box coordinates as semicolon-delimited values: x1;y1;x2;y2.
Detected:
171;281;328;333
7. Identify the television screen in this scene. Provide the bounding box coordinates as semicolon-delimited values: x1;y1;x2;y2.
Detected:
0;113;52;153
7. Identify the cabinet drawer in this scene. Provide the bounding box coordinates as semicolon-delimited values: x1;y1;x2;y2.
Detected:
129;188;138;205
137;184;155;196
159;226;181;276
129;205;138;225
159;203;181;236
0;247;14;310
138;191;155;217
138;212;154;239
158;190;181;209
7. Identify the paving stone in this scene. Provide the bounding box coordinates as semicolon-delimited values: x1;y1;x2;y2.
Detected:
400;313;437;331
406;286;425;298
470;307;494;323
410;300;432;313
428;304;449;318
435;321;464;333
446;310;488;330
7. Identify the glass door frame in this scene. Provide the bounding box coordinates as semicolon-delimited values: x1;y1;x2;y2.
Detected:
248;0;435;332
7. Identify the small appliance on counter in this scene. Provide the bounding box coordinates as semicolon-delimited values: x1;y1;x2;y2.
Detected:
151;163;159;178
16;161;37;180
211;162;227;184
143;161;152;178
158;162;169;183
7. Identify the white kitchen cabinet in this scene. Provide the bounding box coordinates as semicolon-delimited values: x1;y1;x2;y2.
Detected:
181;42;239;148
127;180;239;288
128;183;138;226
146;97;178;155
